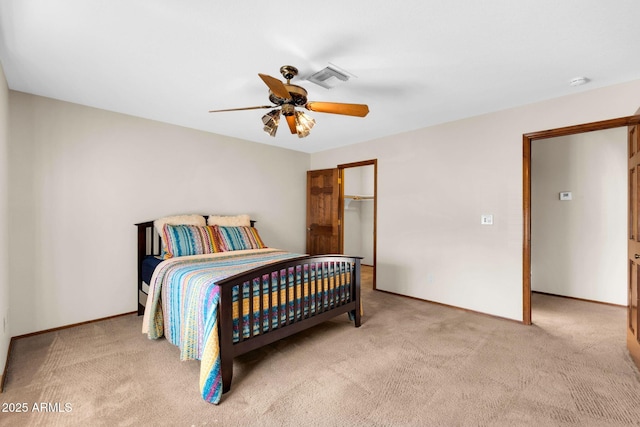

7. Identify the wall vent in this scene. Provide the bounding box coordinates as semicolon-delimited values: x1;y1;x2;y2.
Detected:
307;64;354;89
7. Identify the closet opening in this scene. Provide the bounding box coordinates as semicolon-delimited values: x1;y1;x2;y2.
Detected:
339;160;377;290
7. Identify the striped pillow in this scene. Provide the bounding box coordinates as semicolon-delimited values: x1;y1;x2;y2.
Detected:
215;226;267;251
162;224;224;258
154;214;206;257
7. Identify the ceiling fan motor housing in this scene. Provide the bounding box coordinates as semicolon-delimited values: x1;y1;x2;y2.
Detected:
269;84;308;109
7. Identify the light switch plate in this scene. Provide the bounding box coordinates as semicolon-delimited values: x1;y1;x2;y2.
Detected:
559;191;572;201
481;214;493;225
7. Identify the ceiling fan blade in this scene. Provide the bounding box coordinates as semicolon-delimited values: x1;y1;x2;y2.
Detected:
305;102;369;117
258;73;292;100
285;115;297;134
208;105;273;113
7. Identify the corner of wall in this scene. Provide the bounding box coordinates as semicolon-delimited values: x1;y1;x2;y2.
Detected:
0;61;11;377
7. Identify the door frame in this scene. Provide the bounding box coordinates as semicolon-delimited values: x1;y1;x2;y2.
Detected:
338;159;377;290
523;115;640;325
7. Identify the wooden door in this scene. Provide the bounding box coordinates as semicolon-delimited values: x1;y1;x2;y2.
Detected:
306;168;341;255
628;124;640;370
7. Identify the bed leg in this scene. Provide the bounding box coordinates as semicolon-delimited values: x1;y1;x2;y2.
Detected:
223;384;231;394
220;347;234;394
219;286;234;394
351;309;361;328
353;259;362;327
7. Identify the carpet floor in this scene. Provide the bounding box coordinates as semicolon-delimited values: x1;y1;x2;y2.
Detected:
2;272;640;426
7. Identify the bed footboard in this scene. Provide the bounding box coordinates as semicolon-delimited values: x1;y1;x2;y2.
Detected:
216;255;361;393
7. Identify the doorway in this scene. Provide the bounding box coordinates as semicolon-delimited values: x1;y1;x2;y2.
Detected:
339;160;377;290
523;115;640;325
530;128;627;305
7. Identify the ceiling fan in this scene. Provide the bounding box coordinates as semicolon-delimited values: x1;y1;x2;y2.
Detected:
209;65;369;138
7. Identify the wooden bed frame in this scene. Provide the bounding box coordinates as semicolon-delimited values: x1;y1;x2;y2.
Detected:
135;218;361;394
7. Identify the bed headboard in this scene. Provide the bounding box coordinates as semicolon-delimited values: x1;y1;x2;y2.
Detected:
135;216;257;258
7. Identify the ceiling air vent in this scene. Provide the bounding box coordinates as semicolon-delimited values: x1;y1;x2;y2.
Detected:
307;64;354;89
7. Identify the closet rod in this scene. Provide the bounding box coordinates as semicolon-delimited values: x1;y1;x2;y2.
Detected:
344;195;374;201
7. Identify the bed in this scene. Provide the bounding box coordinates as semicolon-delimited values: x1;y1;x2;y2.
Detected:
136;214;362;404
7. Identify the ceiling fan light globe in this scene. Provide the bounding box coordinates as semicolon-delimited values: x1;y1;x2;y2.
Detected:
261;109;280;137
262;109;280;124
294;111;315;138
263;125;278;137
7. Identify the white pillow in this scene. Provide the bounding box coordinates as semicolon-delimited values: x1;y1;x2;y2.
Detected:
207;214;251;227
154;214;206;238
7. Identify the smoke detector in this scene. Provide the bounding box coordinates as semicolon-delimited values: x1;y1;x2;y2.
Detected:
307;63;355;89
569;76;589;87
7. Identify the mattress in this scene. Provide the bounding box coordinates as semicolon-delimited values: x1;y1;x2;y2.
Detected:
142;255;163;285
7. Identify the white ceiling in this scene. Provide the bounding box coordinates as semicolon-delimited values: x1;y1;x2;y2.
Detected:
1;1;639;153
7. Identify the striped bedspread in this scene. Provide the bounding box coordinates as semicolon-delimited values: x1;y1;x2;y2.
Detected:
142;248;352;404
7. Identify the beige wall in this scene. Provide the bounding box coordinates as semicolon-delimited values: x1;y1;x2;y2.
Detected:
8;92;310;335
311;79;640;321
531;128;627;304
0;63;9;374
